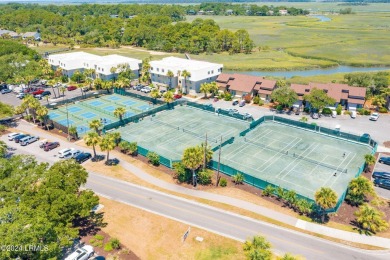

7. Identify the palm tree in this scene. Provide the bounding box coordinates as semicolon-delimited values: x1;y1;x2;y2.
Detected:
182;146;203;187
354;203;389;233
346;176;374;206
94;78;103;90
208;82;218;97
55;67;63;78
22;95;40;124
36;106;49;130
84;132;101;159
68;126;78;140
59;86;66;97
114;107;126;121
200;142;213;170
243;235;272;260
99;133;116;163
166;70;174;90
314;187;338;223
200;83;209;98
47;79;58;99
89;119;102;135
44;95;50;105
150;88;160;100
101;80;112;94
163;91;174;104
181;70;191;94
110;66;117;82
364;154;376;172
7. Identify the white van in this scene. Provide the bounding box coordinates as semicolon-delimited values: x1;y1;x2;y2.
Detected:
64;245;94;260
58;148;74;158
350;110;357;119
8;132;22;141
20;136;39;146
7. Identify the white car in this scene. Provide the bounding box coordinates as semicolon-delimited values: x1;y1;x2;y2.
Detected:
63;149;82;159
243;113;253;120
141;86;151;93
20;136;39;146
369;112;379;121
8;132;23;141
64;245;94;260
58;148;74;158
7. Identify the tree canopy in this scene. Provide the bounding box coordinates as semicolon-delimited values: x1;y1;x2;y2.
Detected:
303;88;336;112
0;156;99;259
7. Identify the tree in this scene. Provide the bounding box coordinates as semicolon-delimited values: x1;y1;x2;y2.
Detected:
346;176;375;206
303;88;336;112
270;86;298;108
35;106;50;130
232;172;244;184
99;133;117;163
84;132;101;159
0;140;7;157
21;94;40;123
296;199;313;216
113;107;126;122
243;235;272;260
208;82;219;96
163;91;174;104
364;154;376;172
315;187;338;222
150;88;160;99
0;101;14;119
181;70;191;94
110;66;117;82
354;204;389;233
200;141;213;170
141;57;151;84
89;119;102;135
115;78;130;91
166;70;174;89
147;151;160;166
101;80;112;94
182;146;203;187
372;95;386;109
285;190;297;208
59;86;67;97
200;82;210;98
68;125;78;140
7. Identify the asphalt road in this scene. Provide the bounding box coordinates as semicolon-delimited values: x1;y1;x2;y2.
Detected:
2;135;390;260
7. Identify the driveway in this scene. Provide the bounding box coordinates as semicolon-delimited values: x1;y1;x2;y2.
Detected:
373;153;390;199
197;99;390;146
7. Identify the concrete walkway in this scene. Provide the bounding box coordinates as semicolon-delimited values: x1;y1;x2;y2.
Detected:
13;120;390;248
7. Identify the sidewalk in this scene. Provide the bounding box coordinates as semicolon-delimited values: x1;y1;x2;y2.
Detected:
14;120;390;249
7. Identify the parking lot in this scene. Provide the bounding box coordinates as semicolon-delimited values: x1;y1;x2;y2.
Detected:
373;153;390;199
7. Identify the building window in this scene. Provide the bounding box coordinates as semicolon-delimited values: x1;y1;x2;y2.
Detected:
208;71;210;75
151;67;153;70
211;70;214;74
102;69;104;72
162;69;165;73
157;68;159;72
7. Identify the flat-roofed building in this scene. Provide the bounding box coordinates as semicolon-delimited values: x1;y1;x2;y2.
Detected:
48;52;142;80
149;57;223;93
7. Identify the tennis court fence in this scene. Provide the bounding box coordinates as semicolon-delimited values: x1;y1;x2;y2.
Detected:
137;145;172;168
115;88;164;105
45;90;106;109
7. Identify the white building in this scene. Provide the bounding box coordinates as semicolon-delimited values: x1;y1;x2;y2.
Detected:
48;52;142;80
149;57;223;93
22;32;41;41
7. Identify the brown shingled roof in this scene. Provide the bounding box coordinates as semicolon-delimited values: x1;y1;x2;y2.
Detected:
216;73;276;93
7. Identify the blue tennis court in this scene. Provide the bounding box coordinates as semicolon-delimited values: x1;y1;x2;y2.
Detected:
89;100;104;106
106;95;122;101
48;112;61;119
81;112;97;119
104;106;116;112
138;105;151;111
68;107;82;113
125;112;135;118
58;119;74;125
122;100;136;106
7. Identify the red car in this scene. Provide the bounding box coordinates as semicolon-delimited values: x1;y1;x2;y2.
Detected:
32;89;44;95
43;142;60;151
67;86;77;91
174;94;182;100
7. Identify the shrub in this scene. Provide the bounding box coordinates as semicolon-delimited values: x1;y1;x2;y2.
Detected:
344;111;351;115
322;107;332;115
262;185;275;197
0;124;6;133
119;141;131;154
299;116;308;122
258;99;264;106
276;187;285;200
198;169;213;185
244;94;252;104
224;91;232;101
94;234;104;240
378;107;388;113
128;142;138;155
232;172;244;184
104;242;113;252
311;122;317;126
336;104;342;115
147;151;160;166
253;96;260;104
110;238;121;250
276;104;283;111
303;107;310;113
357;108;371;115
219;178;227;187
90;238;103;248
173;162;191;183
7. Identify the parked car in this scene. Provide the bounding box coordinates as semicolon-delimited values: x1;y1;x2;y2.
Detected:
378;157;390;166
160;89;167;94
64;245;94;260
105;158;120;166
39;139;49;148
75;152;92;164
135;85;143;91
58;148;74;158
228;108;239;114
34;94;43;100
16;93;25;99
243;113;253;120
41;90;51;96
141;86;151;93
14;134;29;143
32;89;44;95
20;136;39;146
63;149;82;159
8;132;23;141
1;88;11;94
331;110;337;118
174;94;182;99
67;85;77;91
350;110;357;119
369;112;379;121
232;99;239;106
43;142;60;151
374;178;390;190
239;100;246;107
311;113;319;119
372;171;390;180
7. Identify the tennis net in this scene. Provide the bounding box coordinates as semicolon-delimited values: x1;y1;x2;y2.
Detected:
115;101;142;113
243;137;347;173
151;117;179;130
182;128;218;143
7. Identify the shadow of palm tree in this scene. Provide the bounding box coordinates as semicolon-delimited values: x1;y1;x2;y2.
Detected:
350;220;375;236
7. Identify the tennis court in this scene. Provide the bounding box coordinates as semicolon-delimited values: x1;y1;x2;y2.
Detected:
117;105;250;161
49;93;153;136
218;121;371;200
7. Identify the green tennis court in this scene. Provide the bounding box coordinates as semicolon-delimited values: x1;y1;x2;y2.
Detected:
218;121;371;201
117;105;250;161
49;93;153;136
